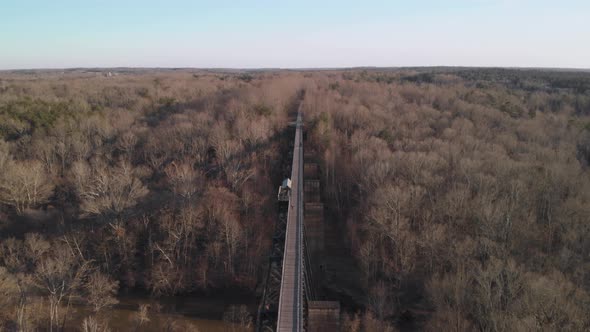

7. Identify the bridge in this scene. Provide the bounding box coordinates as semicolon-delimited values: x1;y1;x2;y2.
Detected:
256;96;340;332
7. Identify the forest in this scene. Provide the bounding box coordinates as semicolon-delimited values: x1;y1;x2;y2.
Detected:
0;68;589;331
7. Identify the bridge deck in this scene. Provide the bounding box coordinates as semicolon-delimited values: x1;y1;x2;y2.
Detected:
277;110;304;332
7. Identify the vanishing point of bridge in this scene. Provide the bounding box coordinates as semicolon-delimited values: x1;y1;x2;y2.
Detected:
256;95;340;332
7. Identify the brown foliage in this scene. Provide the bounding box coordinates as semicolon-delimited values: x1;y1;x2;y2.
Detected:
305;69;590;330
1;69;589;329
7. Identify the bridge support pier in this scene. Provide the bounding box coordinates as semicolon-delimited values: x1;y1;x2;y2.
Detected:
304;156;326;291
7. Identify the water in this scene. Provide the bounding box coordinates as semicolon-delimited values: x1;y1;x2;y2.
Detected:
65;292;254;332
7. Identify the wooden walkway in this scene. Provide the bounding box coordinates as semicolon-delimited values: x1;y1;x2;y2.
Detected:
276;110;304;332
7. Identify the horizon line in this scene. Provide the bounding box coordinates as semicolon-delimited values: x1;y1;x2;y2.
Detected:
1;65;589;73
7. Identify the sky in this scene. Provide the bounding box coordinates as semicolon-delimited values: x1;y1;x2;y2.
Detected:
0;0;589;69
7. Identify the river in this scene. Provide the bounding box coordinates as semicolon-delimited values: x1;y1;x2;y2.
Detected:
65;290;255;332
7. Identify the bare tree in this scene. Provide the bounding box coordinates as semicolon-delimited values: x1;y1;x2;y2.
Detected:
368;281;392;321
132;304;150;331
33;243;89;332
85;271;119;313
205;188;242;275
366;183;421;283
72;160;148;221
0;139;12;171
25;233;51;262
0;160;54;214
224;160;255;192
164;160;202;200
116;131;138;158
81;315;110;332
31;137;59;176
0;266;20;320
0;236;46;331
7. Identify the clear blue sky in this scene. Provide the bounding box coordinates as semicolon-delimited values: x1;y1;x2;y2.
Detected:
1;0;588;69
